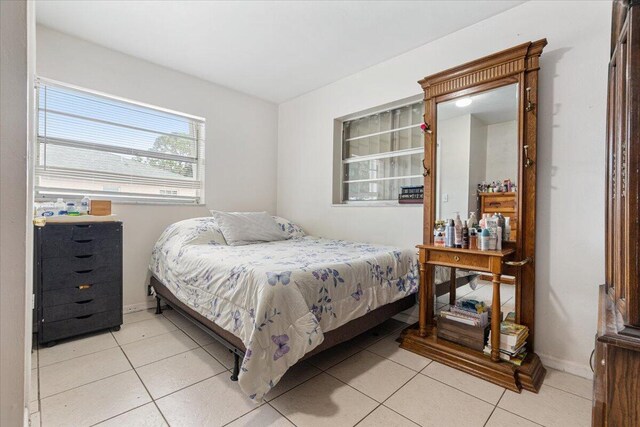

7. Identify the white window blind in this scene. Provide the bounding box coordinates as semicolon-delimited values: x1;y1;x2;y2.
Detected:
341;101;423;202
35;78;205;204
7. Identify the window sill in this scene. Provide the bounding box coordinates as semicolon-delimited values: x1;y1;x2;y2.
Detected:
331;201;423;207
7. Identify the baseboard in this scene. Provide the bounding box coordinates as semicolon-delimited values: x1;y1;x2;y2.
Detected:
537;352;593;380
123;299;156;314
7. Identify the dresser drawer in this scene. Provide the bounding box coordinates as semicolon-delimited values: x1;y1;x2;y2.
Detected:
40;309;121;343
42;223;121;242
42;238;121;259
43;295;121;322
42;281;120;307
42;252;120;276
482;195;516;213
427;250;492;270
42;265;120;290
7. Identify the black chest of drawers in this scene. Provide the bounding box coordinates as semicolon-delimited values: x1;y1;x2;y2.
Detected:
34;221;123;345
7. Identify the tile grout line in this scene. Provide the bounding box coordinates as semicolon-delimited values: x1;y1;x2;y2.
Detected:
481;389;506;427
496;407;546;426
416;369;504;407
492;385;547;426
266;401;298;426
542;383;593;401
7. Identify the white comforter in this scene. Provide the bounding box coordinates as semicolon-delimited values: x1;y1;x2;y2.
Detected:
150;217;418;401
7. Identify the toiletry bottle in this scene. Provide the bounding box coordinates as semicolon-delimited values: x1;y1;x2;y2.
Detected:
480;228;490;251
469;228;478;250
445;219;455;248
66;201;79;216
504;217;511;241
495;213;506;239
468;212;478;229
54;198;66;216
489;229;497;250
454;212;463;248
496;226;502;251
462;221;469;249
80;196;91;215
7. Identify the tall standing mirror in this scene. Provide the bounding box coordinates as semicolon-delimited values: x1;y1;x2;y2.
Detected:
400;40;547;394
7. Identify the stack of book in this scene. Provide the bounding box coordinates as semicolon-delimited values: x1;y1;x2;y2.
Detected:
484;320;528;366
437;299;491;351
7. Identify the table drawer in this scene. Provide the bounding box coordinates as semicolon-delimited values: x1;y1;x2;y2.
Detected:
42;281;120;307
42;252;121;276
42;238;121;259
40;309;121;344
42;265;120;290
42;223;121;242
43;295;121;322
427;250;491;270
483;195;516;212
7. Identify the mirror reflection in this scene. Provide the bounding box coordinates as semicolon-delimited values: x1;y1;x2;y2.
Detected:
435;83;519;245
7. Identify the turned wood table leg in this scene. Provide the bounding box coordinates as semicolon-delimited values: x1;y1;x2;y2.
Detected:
449;267;457;306
419;262;430;337
491;273;501;362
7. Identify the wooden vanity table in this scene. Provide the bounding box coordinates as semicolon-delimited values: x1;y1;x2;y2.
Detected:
417;245;514;362
400;40;548;393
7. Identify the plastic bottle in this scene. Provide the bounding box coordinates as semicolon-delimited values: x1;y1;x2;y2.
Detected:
454;212;463;248
467;212;478;229
496;226;502;251
445;219;455;248
504;217;511;241
479;228;490;251
80;196;91;215
54;198;66;216
462;221;469;249
66;201;79;216
469;228;478;250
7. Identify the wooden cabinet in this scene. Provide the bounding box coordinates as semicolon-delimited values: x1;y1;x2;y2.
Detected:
593;1;640;425
34;221;123;345
479;192;517;241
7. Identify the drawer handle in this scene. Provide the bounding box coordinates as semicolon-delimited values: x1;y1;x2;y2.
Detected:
74;239;93;244
78;284;92;290
75;314;93;319
75;299;94;304
75;225;92;229
75;254;94;259
453;255;460;262
489;202;501;207
75;269;94;274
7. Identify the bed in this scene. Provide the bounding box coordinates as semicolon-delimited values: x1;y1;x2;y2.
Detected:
149;216;419;401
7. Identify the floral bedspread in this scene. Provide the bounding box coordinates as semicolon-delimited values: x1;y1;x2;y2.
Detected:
150;217;418;402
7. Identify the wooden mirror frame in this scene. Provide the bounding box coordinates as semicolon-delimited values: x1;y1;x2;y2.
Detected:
420;39;547;348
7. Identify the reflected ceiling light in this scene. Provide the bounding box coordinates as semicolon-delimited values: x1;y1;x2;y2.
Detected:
455;97;472;107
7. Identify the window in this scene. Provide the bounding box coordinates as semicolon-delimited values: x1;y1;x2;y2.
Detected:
35;78;205;204
339;100;424;202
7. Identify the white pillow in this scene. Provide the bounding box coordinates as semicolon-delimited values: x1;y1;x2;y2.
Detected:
210;211;287;246
273;216;306;238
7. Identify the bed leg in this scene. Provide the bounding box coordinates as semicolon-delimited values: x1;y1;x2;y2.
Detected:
155;296;163;314
230;352;240;381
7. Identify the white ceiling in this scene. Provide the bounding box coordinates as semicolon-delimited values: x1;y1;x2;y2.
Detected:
36;1;523;103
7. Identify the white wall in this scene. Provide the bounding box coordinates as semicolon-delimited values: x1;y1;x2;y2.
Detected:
437;114;471;220
485;120;518;183
469;115;488;214
278;1;610;377
36;26;279;309
1;1;35;424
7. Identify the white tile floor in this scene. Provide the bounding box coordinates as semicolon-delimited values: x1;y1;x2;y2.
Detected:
29;307;593;427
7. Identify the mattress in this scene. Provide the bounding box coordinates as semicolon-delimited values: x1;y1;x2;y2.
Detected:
150;217;418;401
